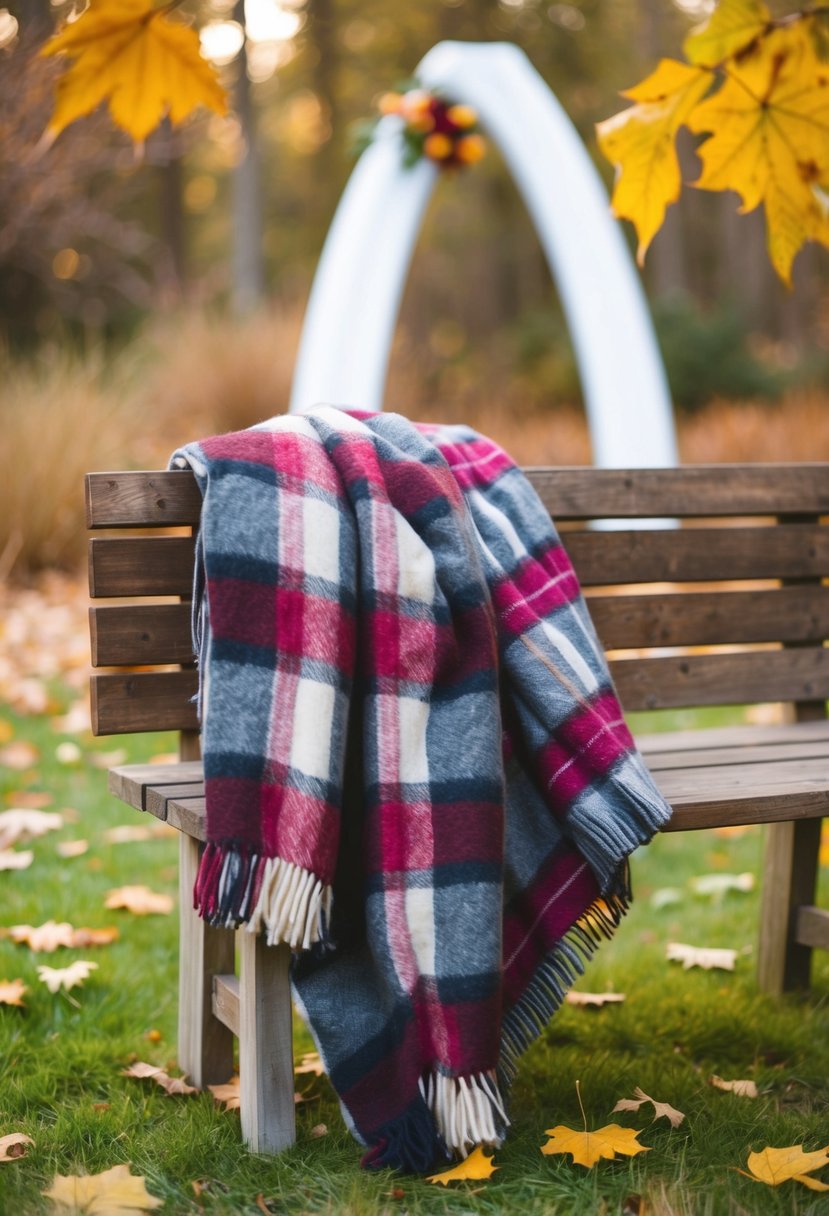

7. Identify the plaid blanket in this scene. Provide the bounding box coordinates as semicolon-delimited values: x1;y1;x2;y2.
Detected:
171;408;672;1172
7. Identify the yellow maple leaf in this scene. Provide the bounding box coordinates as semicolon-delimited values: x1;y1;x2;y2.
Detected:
426;1144;499;1185
684;0;771;68
541;1122;650;1168
40;0;227;145
596;59;713;265
687;24;829;283
744;1143;829;1190
43;1163;163;1212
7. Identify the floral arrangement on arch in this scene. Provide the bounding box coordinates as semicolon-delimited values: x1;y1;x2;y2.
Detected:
356;84;487;170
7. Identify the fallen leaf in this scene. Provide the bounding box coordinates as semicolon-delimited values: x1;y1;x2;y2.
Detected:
8;921;76;952
0;808;64;850
712;824;757;839
611;1087;685;1127
103;824;175;844
689;872;754;900
55;742;82;765
0;1133;34;1162
37;961;98;994
744;1143;829;1190
542;1123;650;1168
255;1196;274;1216
208;1075;241;1110
666;941;737;971
0;849;33;871
57;840;89;859
105;886;173;915
565;991;626;1008
309;1123;328;1138
650;887;683;910
0;741;40;771
7;791;54;809
0;978;28;1007
710;1075;759;1098
69;927;119;948
426;1144;499;1184
123;1061;198;1096
43;1163;163;1211
89;748;130;769
294;1051;324;1076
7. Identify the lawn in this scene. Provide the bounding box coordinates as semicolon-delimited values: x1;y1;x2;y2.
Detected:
1;686;827;1216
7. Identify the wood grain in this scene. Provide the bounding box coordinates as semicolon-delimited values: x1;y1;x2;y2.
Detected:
796;906;829;950
90;603;194;667
88;536;196;598
238;933;296;1153
86;470;202;528
91;670;199;735
212;974;240;1038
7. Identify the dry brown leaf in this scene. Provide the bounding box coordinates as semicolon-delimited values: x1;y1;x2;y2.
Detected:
0;808;64;849
0;1133;34;1162
710;1074;758;1098
105;886;173;916
666;941;737;971
103;824;175;845
89;748;129;770
541;1122;650;1168
7;791;54;809
122;1061;198;1096
208;1075;241;1110
37;960;98;994
689;872;754;900
309;1123;328;1138
56;839;89;859
69;927;119;948
55;742;82;765
0;978;28;1007
294;1051;324;1076
426;1145;499;1184
0;741;40;771
744;1143;829;1190
255;1195;275;1216
8;920;76;952
566;991;626;1008
611;1087;685;1127
43;1162;163;1211
0;849;34;871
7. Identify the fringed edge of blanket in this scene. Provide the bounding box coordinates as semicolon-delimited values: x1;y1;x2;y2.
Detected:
194;842;333;950
498;868;631;1088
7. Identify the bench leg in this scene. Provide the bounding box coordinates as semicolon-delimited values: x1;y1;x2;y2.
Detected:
177;834;236;1086
238;931;296;1153
757;819;822;995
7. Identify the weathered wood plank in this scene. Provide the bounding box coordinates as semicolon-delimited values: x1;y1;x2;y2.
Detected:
796;906;829;950
238;934;296;1153
90;604;194;667
645;738;829;772
590;586;829;650
565;524;829;586
86;470;202;528
91;671;199;735
757;818;823;992
145;783;205;821
165;797;207;840
527;464;829;518
108;762;203;811
88;537;196;598
212;974;240;1037
611;647;829;712
638;719;829;755
665;789;829;831
658;755;829;800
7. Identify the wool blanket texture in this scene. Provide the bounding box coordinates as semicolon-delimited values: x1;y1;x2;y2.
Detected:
171;407;672;1172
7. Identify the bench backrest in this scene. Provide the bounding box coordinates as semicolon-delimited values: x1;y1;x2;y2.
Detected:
86;464;829;737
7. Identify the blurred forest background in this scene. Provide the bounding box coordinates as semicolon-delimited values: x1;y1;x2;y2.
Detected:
2;0;829;580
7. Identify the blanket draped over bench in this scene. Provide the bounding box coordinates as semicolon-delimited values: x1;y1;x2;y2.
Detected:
171;407;672;1171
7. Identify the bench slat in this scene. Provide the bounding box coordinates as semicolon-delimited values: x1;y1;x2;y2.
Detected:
796;906;829;950
610;646;829;711
86;471;202;528
565;524;829;585
91;671;199;734
90;604;194;667
590;586;829;649
108;763;203;811
89;537;196;598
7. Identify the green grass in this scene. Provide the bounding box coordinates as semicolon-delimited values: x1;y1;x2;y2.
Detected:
0;697;827;1215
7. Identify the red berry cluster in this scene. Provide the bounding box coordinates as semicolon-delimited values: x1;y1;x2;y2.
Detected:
378;88;486;169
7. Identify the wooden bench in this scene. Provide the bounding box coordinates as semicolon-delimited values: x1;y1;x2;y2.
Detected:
86;461;829;1154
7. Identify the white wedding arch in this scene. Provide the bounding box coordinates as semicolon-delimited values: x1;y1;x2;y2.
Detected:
289;40;677;469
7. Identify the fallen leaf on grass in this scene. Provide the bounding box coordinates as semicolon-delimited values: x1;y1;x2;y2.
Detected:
666;942;736;971
426;1144;499;1184
0;809;63;850
611;1087;685;1127
309;1123;328;1138
566;991;626;1008
71;927;119;947
712;824;757;839
208;1076;240;1110
294;1051;325;1076
710;1075;758;1099
43;1163;163;1211
689;872;754;900
0;978;28;1006
56;840;89;859
7;791;54;809
743;1143;829;1190
0;1133;34;1161
37;961;98;994
105;886;173;915
0;849;33;871
103;824;175;844
542;1123;650;1168
123;1062;198;1096
7;922;118;951
0;741;40;771
89;748;129;770
650;887;683;910
55;742;82;766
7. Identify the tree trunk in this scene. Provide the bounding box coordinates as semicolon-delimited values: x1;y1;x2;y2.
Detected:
232;0;265;314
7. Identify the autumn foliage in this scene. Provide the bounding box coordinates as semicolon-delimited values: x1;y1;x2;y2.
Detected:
597;0;829;284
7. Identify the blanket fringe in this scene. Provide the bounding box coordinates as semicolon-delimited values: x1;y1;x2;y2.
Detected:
420;1070;509;1157
499;874;630;1087
194;842;332;950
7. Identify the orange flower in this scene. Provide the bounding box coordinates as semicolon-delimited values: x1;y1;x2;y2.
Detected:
455;133;487;164
377;91;402;116
446;103;478;130
424;132;454;161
